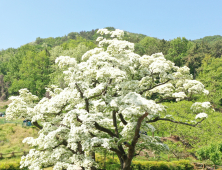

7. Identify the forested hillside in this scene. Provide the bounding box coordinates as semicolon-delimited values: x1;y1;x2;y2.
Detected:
0;27;222;110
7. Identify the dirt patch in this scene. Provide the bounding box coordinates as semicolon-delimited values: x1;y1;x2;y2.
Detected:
0;100;11;107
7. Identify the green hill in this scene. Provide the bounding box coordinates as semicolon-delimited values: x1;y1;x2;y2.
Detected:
193;35;222;44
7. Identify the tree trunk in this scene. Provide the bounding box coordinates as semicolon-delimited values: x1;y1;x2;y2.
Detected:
122;159;133;170
118;157;133;170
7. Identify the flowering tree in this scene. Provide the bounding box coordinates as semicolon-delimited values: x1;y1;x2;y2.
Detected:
6;29;210;170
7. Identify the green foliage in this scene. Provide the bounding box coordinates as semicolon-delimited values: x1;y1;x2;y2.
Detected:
96;158;194;170
61;37;96;50
152;100;221;159
139;37;160;55
123;32;147;44
194;35;222;44
0;162;28;170
7;49;51;97
49;42;92;87
197;143;222;165
210;40;222;58
166;37;193;67
197;56;222;110
184;41;210;78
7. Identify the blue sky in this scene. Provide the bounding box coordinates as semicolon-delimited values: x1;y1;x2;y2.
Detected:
0;0;221;50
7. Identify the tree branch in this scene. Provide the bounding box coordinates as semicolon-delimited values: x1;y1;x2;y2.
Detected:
126;112;149;159
88;79;112;100
75;83;84;98
134;147;145;157
110;147;123;155
85;98;89;112
94;122;118;138
32;121;43;129
139;79;171;95
113;110;119;137
146;117;206;127
131;112;149;147
55;101;69;115
119;113;127;125
93;144;123;156
75;83;89;112
77;114;117;138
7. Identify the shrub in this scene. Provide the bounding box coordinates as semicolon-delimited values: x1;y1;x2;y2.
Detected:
96;159;194;170
0;162;28;170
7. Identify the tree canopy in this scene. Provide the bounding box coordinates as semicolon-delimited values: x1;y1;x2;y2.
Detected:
6;29;211;170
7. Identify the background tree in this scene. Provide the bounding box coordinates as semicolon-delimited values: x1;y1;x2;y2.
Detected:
184;41;210;79
197;56;222;110
211;40;222;58
139;36;160;55
7;49;51;97
166;37;193;67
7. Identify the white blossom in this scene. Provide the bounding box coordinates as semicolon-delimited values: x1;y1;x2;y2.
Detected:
191;102;211;113
55;56;77;68
96;36;103;41
195;113;208;119
172;92;187;101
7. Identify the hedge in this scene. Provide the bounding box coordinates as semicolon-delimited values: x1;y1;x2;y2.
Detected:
131;160;194;170
0;162;28;170
0;159;193;170
97;159;194;170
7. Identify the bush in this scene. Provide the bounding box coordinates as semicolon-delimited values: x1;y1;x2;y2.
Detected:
131;160;193;170
0;162;28;170
96;158;194;170
197;143;222;165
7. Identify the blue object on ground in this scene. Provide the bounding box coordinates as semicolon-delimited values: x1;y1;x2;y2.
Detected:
27;121;32;126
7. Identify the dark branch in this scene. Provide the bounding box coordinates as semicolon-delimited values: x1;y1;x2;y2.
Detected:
131;112;149;147
110;147;123;155
75;83;84;98
92;79;99;87
77;114;117;138
139;79;171;95
88;79;112;100
134;148;145;157
94;122;118;138
75;83;89;112
146;117;206;127
32;121;43;129
76;115;83;123
119;113;127;125
118;144;126;158
93;144;123;155
45;136;76;154
76;115;96;137
113;110;119;137
125;112;149;159
55;101;69;115
85;98;89;112
146;117;159;123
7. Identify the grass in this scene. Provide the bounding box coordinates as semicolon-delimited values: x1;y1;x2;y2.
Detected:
0;117;23;125
0;122;38;155
0;158;53;170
